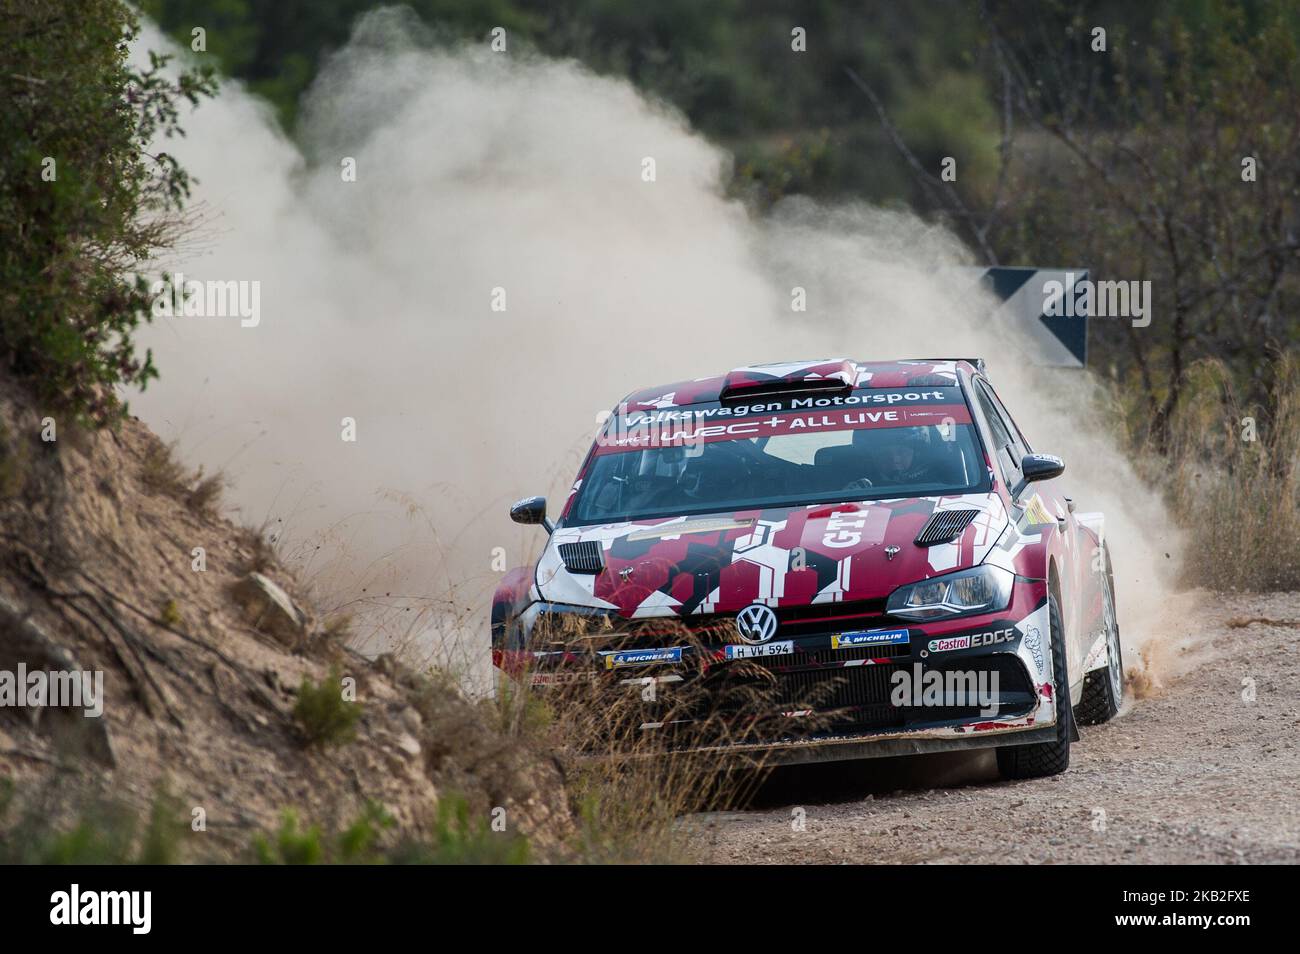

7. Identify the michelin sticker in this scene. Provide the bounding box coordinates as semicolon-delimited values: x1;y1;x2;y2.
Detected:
831;628;909;650
603;648;683;670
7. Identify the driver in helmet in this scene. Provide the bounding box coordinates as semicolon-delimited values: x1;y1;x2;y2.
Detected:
844;427;931;490
875;429;930;483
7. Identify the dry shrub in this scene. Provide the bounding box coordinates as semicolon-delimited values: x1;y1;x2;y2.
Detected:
1145;356;1300;591
237;523;279;575
139;439;190;497
187;468;225;517
493;611;845;862
139;439;225;517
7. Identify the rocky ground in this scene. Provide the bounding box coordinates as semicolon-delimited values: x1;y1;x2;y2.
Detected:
0;376;567;860
689;592;1300;864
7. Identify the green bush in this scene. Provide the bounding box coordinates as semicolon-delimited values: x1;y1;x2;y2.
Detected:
0;0;214;424
389;797;530;865
0;781;188;864
293;666;363;747
252;798;530;864
251;810;327;864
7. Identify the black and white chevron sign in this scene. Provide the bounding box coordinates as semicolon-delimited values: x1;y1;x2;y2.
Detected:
956;266;1090;368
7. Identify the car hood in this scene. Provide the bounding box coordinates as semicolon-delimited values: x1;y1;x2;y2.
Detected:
537;493;1009;618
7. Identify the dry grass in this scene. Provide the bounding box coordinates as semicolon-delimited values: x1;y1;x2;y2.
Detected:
1109;354;1300;591
1149;356;1300;591
237;523;280;575
139;439;225;518
187;468;225;517
139;439;190;497
491;611;843;862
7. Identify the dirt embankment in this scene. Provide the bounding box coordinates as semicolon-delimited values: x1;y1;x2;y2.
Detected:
0;377;567;859
690;593;1300;864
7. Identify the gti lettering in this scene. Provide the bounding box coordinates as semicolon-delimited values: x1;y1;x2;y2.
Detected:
823;514;866;548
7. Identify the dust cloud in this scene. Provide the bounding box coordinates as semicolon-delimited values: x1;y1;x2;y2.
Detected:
130;8;1182;687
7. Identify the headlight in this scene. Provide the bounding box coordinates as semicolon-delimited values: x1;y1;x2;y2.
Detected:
886;565;1014;621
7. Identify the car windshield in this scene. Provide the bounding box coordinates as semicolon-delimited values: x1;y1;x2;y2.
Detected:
568;416;989;524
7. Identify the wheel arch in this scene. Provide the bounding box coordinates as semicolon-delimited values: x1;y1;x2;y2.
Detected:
491;565;536;649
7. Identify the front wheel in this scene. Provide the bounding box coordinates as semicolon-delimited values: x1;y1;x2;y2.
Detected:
997;589;1072;780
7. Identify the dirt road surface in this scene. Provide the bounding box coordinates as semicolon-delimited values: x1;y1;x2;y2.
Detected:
690;592;1300;864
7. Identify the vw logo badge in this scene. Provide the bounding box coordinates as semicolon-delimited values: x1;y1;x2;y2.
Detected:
735;603;778;644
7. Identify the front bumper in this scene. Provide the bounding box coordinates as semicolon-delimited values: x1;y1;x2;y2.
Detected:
493;580;1059;761
685;720;1062;768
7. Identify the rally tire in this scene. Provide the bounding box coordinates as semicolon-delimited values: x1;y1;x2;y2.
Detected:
996;588;1072;780
1076;551;1124;725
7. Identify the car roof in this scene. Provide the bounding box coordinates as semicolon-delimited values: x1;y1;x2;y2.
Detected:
620;358;985;410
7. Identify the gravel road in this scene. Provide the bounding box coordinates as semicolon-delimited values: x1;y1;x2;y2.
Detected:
689;592;1300;864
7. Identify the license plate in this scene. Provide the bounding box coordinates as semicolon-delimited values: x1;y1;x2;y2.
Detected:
725;640;794;660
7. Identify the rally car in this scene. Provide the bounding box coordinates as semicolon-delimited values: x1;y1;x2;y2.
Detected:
492;358;1124;778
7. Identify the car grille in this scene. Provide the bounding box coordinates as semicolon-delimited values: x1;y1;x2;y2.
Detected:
578;598;894;647
773;598;891;637
709;654;1036;735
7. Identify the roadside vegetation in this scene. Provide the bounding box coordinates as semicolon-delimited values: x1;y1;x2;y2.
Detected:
0;781;189;864
490;613;840;863
293;666;364;747
1131;356;1300;591
985;3;1300;589
1;0;215;424
0;779;533;864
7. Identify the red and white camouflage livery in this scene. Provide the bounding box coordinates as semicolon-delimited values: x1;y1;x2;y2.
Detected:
493;358;1125;778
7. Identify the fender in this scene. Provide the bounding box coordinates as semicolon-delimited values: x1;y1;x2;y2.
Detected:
490;566;534;652
992;495;1087;697
1074;510;1105;545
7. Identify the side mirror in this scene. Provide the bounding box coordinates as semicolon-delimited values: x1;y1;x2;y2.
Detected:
510;495;553;533
1013;453;1065;499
